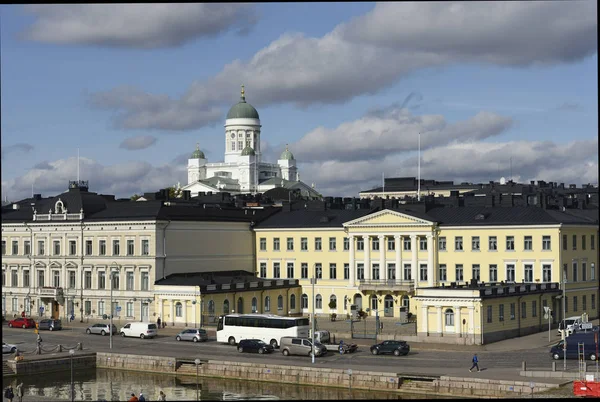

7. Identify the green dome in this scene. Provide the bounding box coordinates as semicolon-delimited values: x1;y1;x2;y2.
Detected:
280;145;294;160
241;146;256;156
191;144;205;159
226;85;260;120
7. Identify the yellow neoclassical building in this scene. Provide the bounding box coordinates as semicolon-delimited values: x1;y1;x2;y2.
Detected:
254;201;598;344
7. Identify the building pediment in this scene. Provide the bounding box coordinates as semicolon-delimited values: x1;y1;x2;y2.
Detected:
343;209;435;228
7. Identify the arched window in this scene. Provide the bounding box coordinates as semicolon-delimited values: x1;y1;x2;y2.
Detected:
445;308;454;326
265;296;271;312
175;302;182;317
251;297;258;313
208;300;215;315
329;295;337;310
371;294;378;310
237;297;244;314
277;295;283;311
223;299;230;314
316;294;322;309
290;294;296;310
301;294;308;309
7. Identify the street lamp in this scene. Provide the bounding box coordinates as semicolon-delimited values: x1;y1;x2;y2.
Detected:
69;349;75;402
311;264;318;364
194;358;201;400
562;271;567;371
109;262;120;350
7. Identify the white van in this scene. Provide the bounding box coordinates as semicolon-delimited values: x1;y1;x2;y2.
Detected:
119;322;158;339
558;316;583;337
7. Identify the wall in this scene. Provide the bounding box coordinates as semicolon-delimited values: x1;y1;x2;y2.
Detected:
6;353;96;376
96;352;177;373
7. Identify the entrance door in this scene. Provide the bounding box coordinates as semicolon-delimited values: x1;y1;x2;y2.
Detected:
52;301;60;319
141;303;149;322
384;295;394;317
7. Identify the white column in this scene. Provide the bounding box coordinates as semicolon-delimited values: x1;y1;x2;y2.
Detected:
182;300;187;325
349;235;355;287
427;234;434;287
379;235;386;281
158;299;164;322
411;235;418;288
421;305;429;335
364;236;371;281
468;306;475;342
395;235;401;282
169;299;174;324
437;306;443;335
455;306;462;337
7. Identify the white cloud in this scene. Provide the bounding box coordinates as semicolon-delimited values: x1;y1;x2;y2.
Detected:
1;143;34;160
119;135;157;150
87;1;596;131
21;4;258;48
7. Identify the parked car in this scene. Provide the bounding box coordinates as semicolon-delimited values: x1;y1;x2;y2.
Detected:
176;328;208;343
7;317;36;329
2;342;17;354
237;339;274;354
370;340;410;356
38;319;62;331
119;322;157;339
280;337;327;357
86;323;118;336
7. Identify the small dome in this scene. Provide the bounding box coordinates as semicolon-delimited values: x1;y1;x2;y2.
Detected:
226;85;260;120
191;144;205;159
280;145;294;160
241;146;256;156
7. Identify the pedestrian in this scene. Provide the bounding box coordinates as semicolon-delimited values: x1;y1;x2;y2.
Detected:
162;321;166;329
15;383;23;402
128;393;138;402
21;311;25;318
469;353;480;372
339;340;344;355
158;390;167;401
138;392;146;402
157;317;161;329
380;321;384;332
4;386;14;402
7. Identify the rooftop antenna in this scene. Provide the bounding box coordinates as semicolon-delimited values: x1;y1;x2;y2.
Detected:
417;132;421;201
382;172;385;197
510;156;512;182
31;183;34;198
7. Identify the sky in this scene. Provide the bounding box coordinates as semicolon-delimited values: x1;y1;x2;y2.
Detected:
1;2;598;201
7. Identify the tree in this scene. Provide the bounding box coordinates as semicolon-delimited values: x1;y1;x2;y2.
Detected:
130;194;141;201
328;300;337;321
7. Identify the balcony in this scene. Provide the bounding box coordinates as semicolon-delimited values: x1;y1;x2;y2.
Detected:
358;279;414;292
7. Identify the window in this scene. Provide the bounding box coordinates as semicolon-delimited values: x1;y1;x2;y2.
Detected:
565;296;568;312
573;296;578;312
141;272;149;291
98;301;105;316
472;264;480;281
357;238;364;251
329;263;337;279
439;264;447;281
98;272;106;289
489;265;498;282
489;236;497;251
259;238;266;251
583;295;587;311
419;264;427;281
532;301;537;317
572;234;577;250
11;271;18;287
301;263;308;279
582;262;587;281
455;264;463;281
24;240;30;255
127;240;134;256
591;263;596;281
37;270;44;287
287;262;294;278
471;236;480;251
403;237;411;251
85;240;92;255
260;262;267;278
287;238;294;251
357;263;365;280
371;295;377;310
84;272;92;289
521;301;526;318
84;301;91;316
112;240;120;256
38;240;45;256
273;238;280;251
506;236;514;251
301;294;308;309
387;263;396;280
23;270;29;287
231;141;235;151
99;240;106;256
592;294;596;310
455;236;463;251
1;240;5;255
111;272;119;290
419;237;427;251
273;262;280;278
403;264;411;281
563;263;568;282
524;264;533;282
344;237;350;251
175;302;182;317
506;264;515;282
315;237;322;251
315;294;322;309
563;234;568;250
499;304;504;321
543;264;552;282
126;302;133;317
487;306;492;323
277;295;283;311
301;237;308;251
53;240;61;255
344;264;349;280
524;236;532;250
582;235;586;250
592;235;595;250
69;271;76;289
387;237;395;251
372;237;379;251
69;240;76;255
438;237;446;251
329;237;336;251
126;272;134;290
12;240;18;255
542;236;551;250
142;239;149;256
573;261;578;282
315;263;322;279
444;309;454;326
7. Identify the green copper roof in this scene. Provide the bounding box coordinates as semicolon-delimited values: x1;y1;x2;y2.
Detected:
279;145;294;160
226;85;259;120
241;146;256;156
191;144;205;159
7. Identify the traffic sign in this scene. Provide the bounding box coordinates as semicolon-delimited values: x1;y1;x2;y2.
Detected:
116;306;122;312
580;322;593;330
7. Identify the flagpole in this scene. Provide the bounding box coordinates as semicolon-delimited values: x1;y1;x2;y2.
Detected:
417;132;421;201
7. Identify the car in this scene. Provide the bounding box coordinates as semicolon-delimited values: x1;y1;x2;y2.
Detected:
86;323;118;336
7;317;36;329
175;328;208;343
2;342;17;354
119;322;157;339
38;319;62;331
370;340;410;356
237;339;274;354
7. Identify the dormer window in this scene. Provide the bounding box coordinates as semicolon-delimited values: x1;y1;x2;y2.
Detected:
475;213;486;220
55;200;65;214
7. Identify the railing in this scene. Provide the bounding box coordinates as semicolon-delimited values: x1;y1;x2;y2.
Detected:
37;287;61;297
33;212;84;221
357;279;414;290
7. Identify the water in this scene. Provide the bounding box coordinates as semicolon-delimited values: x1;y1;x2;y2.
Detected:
3;368;454;400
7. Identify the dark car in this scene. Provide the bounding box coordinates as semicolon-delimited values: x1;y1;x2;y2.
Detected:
7;317;36;329
370;340;410;356
237;339;274;354
38;319;62;331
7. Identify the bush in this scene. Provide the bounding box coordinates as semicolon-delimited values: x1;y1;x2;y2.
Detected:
358;310;367;319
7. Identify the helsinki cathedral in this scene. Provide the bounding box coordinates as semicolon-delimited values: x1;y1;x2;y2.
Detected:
182;86;321;198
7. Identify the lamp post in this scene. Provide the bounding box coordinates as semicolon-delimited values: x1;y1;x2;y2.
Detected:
109;262;120;350
194;358;201;400
69;349;75;402
311;264;318;364
562;272;567;371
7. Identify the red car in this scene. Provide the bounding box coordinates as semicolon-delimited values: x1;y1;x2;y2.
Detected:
7;317;36;329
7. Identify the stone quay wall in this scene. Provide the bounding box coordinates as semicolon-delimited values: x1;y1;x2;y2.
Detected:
5;353;96;376
96;352;177;373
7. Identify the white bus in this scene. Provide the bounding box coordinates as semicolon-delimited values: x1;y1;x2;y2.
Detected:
216;314;309;348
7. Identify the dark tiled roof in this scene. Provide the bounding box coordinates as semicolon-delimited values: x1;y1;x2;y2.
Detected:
254;207;377;229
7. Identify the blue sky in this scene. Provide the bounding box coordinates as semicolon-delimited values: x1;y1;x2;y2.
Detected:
1;3;597;201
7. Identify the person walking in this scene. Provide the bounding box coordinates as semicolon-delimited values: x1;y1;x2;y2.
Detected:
138;392;146;402
339;340;344;355
469;353;480;372
157;317;161;329
158;390;167;401
128;393;138;402
15;383;23;402
4;386;14;402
